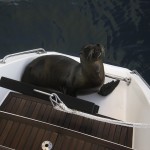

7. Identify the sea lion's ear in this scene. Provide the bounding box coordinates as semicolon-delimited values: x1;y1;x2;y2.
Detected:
79;49;84;57
80;44;89;55
79;50;83;55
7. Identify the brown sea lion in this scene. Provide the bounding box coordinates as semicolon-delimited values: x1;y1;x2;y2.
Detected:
21;44;105;96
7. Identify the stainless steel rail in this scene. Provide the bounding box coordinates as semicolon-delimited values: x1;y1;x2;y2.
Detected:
105;73;131;85
0;48;46;63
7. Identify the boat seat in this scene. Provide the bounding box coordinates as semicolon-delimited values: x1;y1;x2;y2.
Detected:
0;76;99;114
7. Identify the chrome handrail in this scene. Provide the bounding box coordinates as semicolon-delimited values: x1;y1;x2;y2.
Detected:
0;48;46;63
105;73;131;85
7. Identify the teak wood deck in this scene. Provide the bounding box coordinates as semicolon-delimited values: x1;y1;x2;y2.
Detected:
0;92;133;150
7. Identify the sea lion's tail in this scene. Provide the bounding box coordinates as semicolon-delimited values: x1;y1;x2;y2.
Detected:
98;80;120;96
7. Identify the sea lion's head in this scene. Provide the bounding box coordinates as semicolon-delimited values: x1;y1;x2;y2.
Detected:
80;44;105;63
79;44;105;87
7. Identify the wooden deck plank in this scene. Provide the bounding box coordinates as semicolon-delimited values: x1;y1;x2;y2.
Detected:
53;135;64;150
0;92;133;149
113;126;122;143
60;136;72;150
102;123;111;139
0;119;7;136
107;124;116;141
67;138;77;150
47;107;57;123
3;97;16;113
15;99;26;115
21;99;32;117
63;112;73;128
36;104;47;120
68;114;78;130
3;121;19;147
126;127;133;147
17;125;32;149
49;132;58;148
9;97;19;113
10;123;26;148
83;142;92;150
90;144;99;150
52;109;63;125
75;140;85;150
57;111;67;126
31;128;45;150
0;120;13;145
119;127;128;145
41;130;51;142
97;145;105;150
79;117;93;134
74;115;84;131
42;105;53;122
90;119;100;136
25;101;37;117
31;102;42;119
23;127;39;149
85;119;93;134
96;121;105;138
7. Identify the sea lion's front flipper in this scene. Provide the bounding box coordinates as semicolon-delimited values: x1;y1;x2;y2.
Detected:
98;80;120;96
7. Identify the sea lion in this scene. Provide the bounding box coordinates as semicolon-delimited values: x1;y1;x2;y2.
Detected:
21;44;105;96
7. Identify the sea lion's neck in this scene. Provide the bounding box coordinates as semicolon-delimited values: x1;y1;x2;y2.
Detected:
80;59;105;86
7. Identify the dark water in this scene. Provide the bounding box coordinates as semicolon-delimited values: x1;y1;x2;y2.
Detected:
0;0;150;84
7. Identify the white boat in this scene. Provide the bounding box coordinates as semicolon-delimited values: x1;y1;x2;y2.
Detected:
0;48;150;150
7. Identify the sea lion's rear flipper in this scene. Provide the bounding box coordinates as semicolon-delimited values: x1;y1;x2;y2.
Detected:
98;80;120;96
